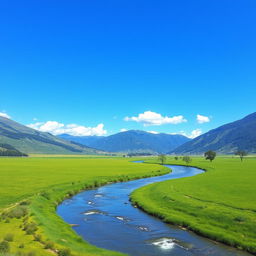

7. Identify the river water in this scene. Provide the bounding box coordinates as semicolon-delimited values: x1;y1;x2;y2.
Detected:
57;164;251;256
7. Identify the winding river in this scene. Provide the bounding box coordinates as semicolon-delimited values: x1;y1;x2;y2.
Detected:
57;164;251;256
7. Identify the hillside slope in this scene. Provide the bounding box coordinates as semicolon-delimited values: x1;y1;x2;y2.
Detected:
172;112;256;154
0;117;103;154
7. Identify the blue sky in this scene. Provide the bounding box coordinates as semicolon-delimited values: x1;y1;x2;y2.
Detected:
0;0;255;137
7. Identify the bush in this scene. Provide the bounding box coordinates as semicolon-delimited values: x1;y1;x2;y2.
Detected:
0;240;10;253
34;234;42;242
58;248;71;256
41;192;50;200
44;241;54;250
7;206;28;219
23;222;38;235
4;233;14;242
19;243;25;248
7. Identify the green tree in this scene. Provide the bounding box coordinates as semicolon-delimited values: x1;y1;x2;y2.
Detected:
174;156;179;160
235;150;247;162
182;156;192;165
204;150;216;162
158;154;166;165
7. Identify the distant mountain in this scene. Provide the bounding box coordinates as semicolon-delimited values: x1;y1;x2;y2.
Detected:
0;143;28;156
172;112;256;154
0;116;103;154
59;130;190;154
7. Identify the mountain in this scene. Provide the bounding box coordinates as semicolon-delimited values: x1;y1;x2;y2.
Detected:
172;112;256;154
59;130;190;154
0;143;28;156
0;116;103;154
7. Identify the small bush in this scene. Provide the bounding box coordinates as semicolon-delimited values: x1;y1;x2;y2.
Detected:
7;206;28;219
0;240;10;253
24;222;38;235
34;234;42;242
234;216;247;222
58;248;71;256
19;243;25;248
19;200;30;206
41;192;50;200
44;241;54;250
4;233;14;242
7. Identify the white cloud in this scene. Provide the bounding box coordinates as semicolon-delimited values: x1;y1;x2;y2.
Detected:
27;121;107;136
120;128;128;132
124;111;187;126
0;112;11;119
189;129;203;138
147;131;159;134
171;129;202;139
197;114;210;124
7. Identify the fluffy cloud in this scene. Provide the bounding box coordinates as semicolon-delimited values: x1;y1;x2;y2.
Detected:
27;121;107;136
120;128;128;132
147;131;159;134
0;112;11;119
197;114;210;124
171;129;202;139
124;111;187;126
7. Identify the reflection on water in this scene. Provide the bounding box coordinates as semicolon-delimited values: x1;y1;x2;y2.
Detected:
57;165;251;256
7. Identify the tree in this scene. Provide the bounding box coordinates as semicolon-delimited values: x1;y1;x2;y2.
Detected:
158;154;166;165
174;156;179;160
235;150;247;162
204;150;216;162
182;156;192;165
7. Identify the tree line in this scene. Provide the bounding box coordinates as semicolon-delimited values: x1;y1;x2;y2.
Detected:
158;150;247;165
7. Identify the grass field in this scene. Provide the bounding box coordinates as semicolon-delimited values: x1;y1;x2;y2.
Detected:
131;156;256;254
0;157;169;256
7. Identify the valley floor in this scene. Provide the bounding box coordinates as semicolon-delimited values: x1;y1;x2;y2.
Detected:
0;156;255;256
0;157;169;256
131;157;256;255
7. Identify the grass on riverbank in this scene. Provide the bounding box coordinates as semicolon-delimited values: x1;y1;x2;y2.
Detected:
0;157;169;256
131;156;256;255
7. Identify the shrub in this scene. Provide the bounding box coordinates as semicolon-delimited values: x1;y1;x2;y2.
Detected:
24;222;38;235
4;233;14;242
44;241;54;250
19;200;30;206
34;234;42;242
19;243;25;248
8;206;28;219
41;192;50;200
58;248;71;256
0;240;10;253
234;216;247;222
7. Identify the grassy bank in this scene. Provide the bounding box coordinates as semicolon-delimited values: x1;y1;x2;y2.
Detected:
131;157;256;255
0;157;169;256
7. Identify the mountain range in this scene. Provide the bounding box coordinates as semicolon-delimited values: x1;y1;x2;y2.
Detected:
172;112;256;154
59;130;190;154
0;116;103;154
1;112;255;155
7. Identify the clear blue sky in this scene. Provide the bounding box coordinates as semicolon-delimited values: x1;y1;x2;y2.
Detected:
0;0;255;137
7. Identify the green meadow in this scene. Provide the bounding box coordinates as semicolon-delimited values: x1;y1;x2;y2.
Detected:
0;157;168;256
0;156;256;256
131;156;256;254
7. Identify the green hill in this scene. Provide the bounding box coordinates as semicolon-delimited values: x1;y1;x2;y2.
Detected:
0;116;103;154
0;143;28;156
